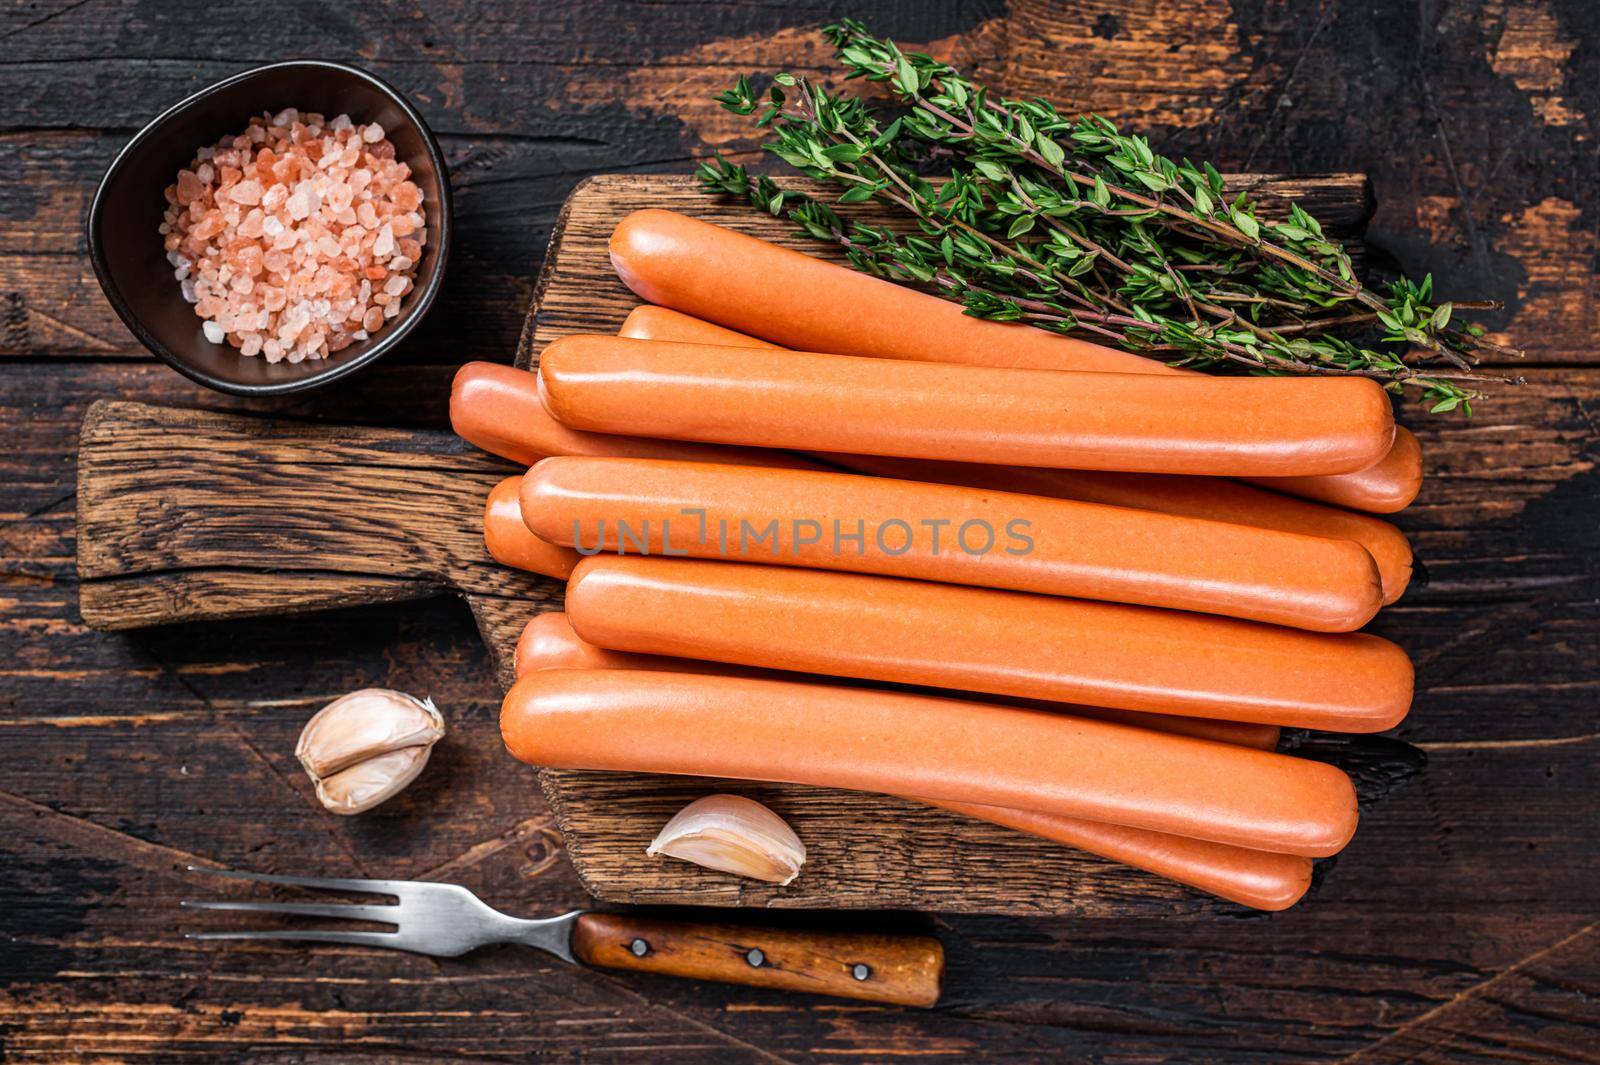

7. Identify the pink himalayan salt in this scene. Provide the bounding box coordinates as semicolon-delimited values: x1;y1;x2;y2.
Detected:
161;110;427;363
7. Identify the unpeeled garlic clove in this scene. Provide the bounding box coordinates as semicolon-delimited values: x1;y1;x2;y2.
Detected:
313;745;433;816
646;795;806;885
295;688;445;814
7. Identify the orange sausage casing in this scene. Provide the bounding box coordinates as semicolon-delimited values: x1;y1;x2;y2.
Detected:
609;212;1423;511
924;800;1312;911
500;668;1359;857
538;335;1396;479
450;360;819;471
514;611;1281;750
610;210;1160;373
1251;425;1423;513
514;613;1308;910
562;556;1413;731
834;454;1412;605
618;308;1411;603
521;456;1383;632
484;476;579;580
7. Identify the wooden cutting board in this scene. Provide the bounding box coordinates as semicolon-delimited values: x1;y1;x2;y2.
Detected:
76;173;1420;916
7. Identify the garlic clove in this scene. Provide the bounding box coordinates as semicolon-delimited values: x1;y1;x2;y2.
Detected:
295;688;445;778
646;795;806;885
313;745;432;816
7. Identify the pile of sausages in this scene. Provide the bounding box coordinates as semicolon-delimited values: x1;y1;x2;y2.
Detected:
452;209;1420;912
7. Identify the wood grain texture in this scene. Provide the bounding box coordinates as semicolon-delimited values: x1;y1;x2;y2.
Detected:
74;400;551;629
571;912;945;1007
6;0;1600;1059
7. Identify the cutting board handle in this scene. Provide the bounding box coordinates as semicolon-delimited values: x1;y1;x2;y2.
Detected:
75;400;555;675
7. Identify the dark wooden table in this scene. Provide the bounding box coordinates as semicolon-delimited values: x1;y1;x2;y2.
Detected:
3;1;1597;1059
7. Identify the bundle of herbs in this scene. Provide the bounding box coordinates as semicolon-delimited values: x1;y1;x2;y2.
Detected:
698;19;1519;414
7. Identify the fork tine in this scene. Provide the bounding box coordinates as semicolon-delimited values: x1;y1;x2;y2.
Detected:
184;929;399;947
180;900;399;923
185;864;407;896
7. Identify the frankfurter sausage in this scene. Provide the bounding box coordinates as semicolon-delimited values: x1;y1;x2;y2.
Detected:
610;209;1159;373
484;476;580;580
538;335;1396;479
833;455;1413;605
522;457;1383;632
561;556;1413;731
925;800;1313;911
450;360;818;471
609;211;1423;511
619;305;770;347
514;614;1308;910
514;611;1281;750
1249;425;1424;514
617;310;1412;602
500;668;1359;856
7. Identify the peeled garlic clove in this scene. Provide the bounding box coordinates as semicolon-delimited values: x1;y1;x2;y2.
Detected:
313;745;432;816
295;688;444;814
296;688;445;778
646;795;806;885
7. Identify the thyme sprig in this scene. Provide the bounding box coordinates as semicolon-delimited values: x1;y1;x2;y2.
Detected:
696;19;1521;413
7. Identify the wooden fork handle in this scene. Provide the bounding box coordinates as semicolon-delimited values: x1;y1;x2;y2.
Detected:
570;912;944;1007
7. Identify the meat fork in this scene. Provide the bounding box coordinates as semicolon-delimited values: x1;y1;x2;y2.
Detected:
181;866;943;1006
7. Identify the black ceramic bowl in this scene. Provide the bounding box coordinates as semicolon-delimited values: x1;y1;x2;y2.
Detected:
89;61;451;396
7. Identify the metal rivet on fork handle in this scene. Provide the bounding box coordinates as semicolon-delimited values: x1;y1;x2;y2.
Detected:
852;963;872;981
745;948;765;968
630;938;649;957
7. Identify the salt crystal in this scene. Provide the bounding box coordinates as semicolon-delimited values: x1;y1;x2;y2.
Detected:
165;110;423;363
176;170;204;206
392;182;422;212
